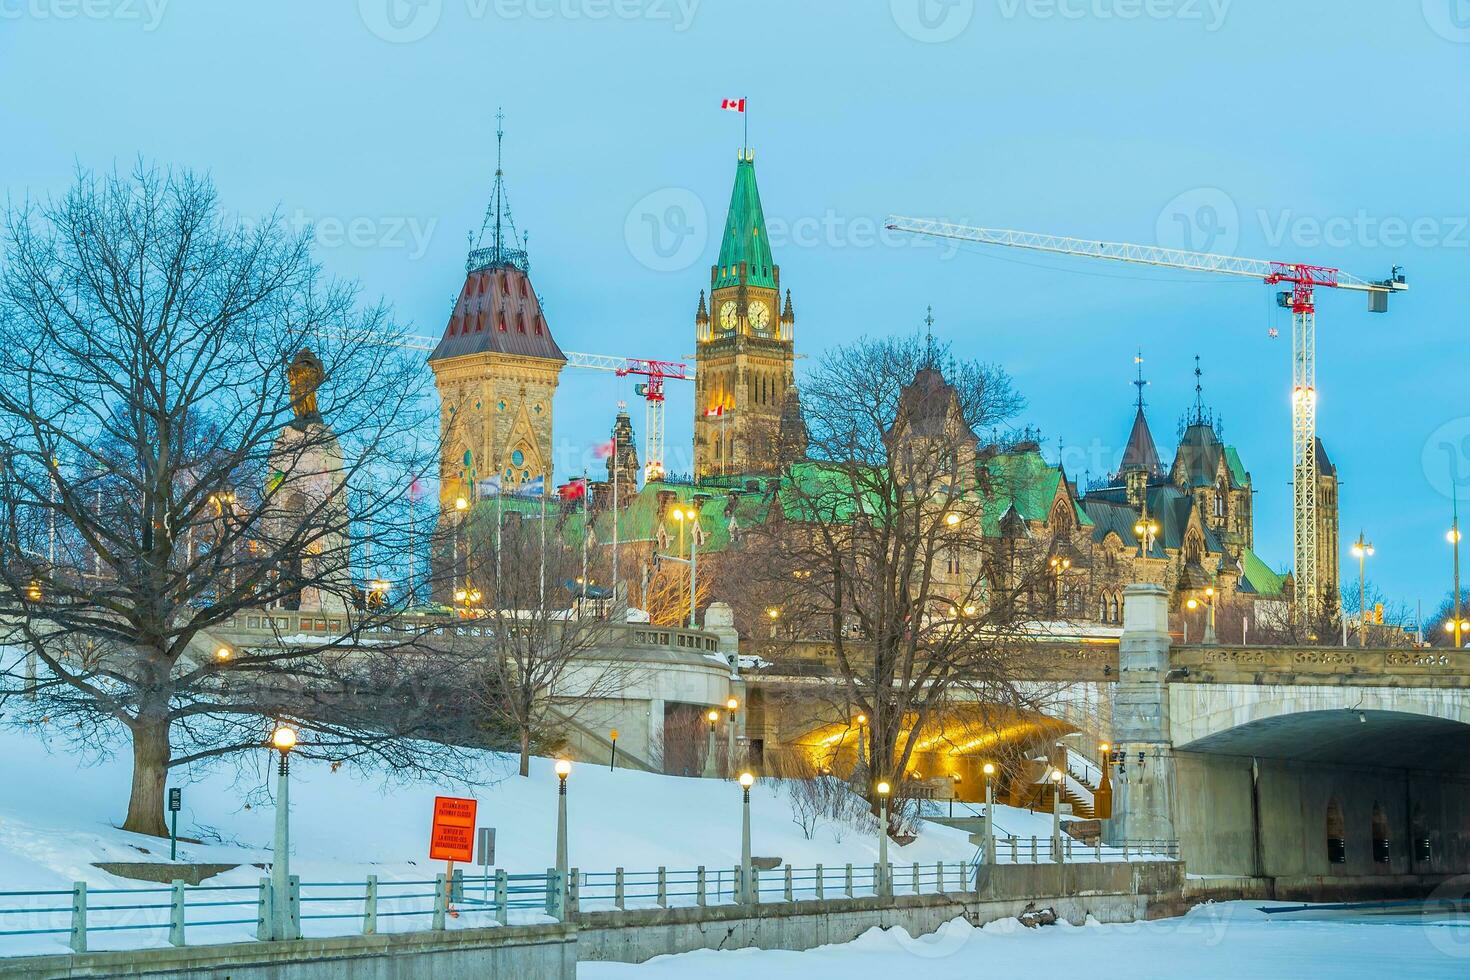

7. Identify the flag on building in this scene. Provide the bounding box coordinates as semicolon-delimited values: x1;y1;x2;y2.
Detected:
515;475;546;498
408;476;426;499
720;98;746;113
478;475;503;497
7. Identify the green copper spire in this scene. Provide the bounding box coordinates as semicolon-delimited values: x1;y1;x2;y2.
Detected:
714;150;776;290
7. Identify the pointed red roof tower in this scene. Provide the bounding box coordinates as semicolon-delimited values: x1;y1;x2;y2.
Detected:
429;111;566;518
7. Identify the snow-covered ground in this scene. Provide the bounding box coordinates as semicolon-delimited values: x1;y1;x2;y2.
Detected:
581;904;1470;979
0;721;1073;954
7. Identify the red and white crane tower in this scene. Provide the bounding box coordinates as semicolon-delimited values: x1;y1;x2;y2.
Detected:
886;216;1408;622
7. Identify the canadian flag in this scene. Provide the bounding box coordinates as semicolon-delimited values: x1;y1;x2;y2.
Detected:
720;98;746;113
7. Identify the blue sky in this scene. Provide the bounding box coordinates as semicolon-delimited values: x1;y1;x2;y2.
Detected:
2;1;1467;612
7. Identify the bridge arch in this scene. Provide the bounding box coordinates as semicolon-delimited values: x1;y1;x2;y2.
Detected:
1171;684;1470;769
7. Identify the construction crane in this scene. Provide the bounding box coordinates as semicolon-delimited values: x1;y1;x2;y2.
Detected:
398;335;692;483
885;216;1408;622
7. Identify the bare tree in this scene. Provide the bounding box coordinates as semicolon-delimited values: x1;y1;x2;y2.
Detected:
462;502;627;776
744;336;1067;830
0;165;458;836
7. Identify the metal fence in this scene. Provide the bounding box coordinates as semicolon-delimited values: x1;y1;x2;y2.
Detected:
0;844;1177;956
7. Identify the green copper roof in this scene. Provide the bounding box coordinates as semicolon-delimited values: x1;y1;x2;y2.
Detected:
981;451;1093;535
1241;548;1287;597
714;153;776;290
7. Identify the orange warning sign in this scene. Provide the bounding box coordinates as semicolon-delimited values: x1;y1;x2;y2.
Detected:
429;795;478;863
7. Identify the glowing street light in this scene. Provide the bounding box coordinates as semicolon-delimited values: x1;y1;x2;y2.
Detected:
215;645;232;661
703;710;720;779
875;780;892;897
1451;517;1464;649
268;724;298;941
738;771;755;903
554;759;571;887
1351;533;1374;648
1134;517;1160;556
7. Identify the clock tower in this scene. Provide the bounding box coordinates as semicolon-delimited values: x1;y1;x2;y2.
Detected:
694;148;796;481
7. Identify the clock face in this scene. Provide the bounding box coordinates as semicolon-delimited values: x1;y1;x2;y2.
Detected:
719;301;738;331
748;301;771;335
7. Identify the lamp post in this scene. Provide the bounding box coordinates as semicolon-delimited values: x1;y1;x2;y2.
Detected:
703;710;720;779
1351;532;1374;647
609;730;619;771
269;724;297;941
452;495;468;596
856;713;868;776
982;762;996;865
1133;516;1160;558
1186;587;1217;645
671;506;701;628
1451;515;1464;649
1050;768;1064;863
875;780;892;897
725;697;739;776
554;759;571;885
738;771;755;903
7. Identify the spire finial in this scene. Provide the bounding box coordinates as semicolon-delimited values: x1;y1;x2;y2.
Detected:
923;306;937;368
1191;354;1206;425
470;108;527;273
1133;349;1148;412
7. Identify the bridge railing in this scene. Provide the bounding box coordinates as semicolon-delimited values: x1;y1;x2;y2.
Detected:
0;857;1002;957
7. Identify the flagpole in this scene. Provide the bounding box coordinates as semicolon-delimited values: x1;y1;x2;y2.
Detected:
539;482;546;613
407;488;416;605
611;445;620;615
581;471;590;615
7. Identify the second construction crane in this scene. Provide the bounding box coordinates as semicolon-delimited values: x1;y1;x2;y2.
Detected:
887;216;1408;621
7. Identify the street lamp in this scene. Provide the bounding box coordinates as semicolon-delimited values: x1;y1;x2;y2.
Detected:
725;697;739;775
1351;533;1374;647
1049;768;1064;863
1133;517;1160;559
856;713;869;774
1186;587;1218;645
269;724;297;941
875;780;892;897
981;762;997;865
703;710;720;779
554;759;571;888
738;771;755;903
1450;520;1463;649
215;645;232;661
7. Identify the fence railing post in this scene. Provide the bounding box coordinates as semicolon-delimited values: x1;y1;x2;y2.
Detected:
871;863;880;896
364;875;378;935
656;867;667;908
696;866;707;907
783;865;793;902
1123;840;1130;861
255;876;272;941
451;867;465;904
815;863;824;900
68;881;87;954
569;867;581;917
494;871;509;925
734;865;743;905
1066;838;1074;861
1009;837;1018;864
545;868;566;920
1095;843;1103;863
844;863;854;898
288;875;301;940
936;861;944;894
911;862;919;895
614;867;626;910
169;880;186;947
1030;836;1038;864
751;866;760;905
433;873;449;931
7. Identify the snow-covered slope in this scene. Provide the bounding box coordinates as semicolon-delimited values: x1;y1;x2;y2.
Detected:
0;722;1043;896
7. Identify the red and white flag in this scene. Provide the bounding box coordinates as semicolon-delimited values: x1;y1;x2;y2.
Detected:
720;98;746;113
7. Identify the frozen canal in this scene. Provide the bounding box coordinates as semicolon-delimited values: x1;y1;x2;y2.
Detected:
579;902;1470;979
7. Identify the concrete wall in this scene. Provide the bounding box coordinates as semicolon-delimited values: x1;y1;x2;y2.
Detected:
578;861;1183;964
0;923;576;980
1174;751;1470;880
